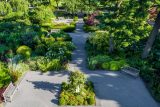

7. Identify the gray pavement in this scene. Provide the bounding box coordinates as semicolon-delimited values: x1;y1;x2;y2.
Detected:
5;20;160;107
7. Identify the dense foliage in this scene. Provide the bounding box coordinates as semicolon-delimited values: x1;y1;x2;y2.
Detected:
0;0;160;104
0;62;11;88
85;0;160;102
0;0;76;89
59;71;95;106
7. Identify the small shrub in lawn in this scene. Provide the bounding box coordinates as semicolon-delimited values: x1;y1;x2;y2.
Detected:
59;71;95;106
16;45;32;59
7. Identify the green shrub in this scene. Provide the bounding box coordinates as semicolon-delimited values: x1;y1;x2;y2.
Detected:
86;31;109;55
21;32;39;48
87;96;95;105
16;45;32;59
30;6;55;24
63;24;76;32
47;59;61;71
61;82;69;90
56;37;65;41
0;45;9;55
8;62;29;82
0;62;11;88
140;66;153;82
0;2;12;16
59;71;95;106
109;61;120;71
0;45;9;60
51;23;67;29
76;95;84;105
41;36;55;46
73;16;78;22
46;41;75;61
37;57;61;72
59;98;66;105
102;62;110;70
88;55;112;70
35;44;46;55
50;31;72;41
127;57;147;69
70;21;76;26
83;25;98;32
52;23;76;32
27;57;39;71
28;60;38;71
69;71;86;93
37;57;49;72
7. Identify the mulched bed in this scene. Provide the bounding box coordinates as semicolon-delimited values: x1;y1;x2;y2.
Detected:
0;88;6;103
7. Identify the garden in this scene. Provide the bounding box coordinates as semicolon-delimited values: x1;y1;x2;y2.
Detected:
84;1;160;102
0;0;160;106
0;0;77;103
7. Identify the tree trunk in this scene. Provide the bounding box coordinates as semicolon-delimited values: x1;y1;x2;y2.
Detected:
141;11;160;59
109;36;114;53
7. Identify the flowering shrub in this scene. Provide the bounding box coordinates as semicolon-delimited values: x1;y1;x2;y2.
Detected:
84;11;100;26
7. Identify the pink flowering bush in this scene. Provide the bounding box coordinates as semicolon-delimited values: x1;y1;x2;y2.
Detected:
84;11;100;26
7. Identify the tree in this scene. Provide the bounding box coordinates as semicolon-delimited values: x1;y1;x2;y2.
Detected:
142;1;160;58
142;11;160;58
10;0;29;16
96;0;152;55
30;5;54;24
62;0;99;15
0;1;12;16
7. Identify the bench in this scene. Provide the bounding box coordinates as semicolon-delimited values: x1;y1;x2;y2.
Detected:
121;67;140;77
2;82;17;102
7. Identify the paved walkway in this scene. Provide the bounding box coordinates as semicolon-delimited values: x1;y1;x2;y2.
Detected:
5;20;160;107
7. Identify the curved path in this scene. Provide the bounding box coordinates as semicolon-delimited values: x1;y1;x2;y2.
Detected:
5;20;160;107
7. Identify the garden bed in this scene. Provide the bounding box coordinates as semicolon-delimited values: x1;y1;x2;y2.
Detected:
59;71;96;106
